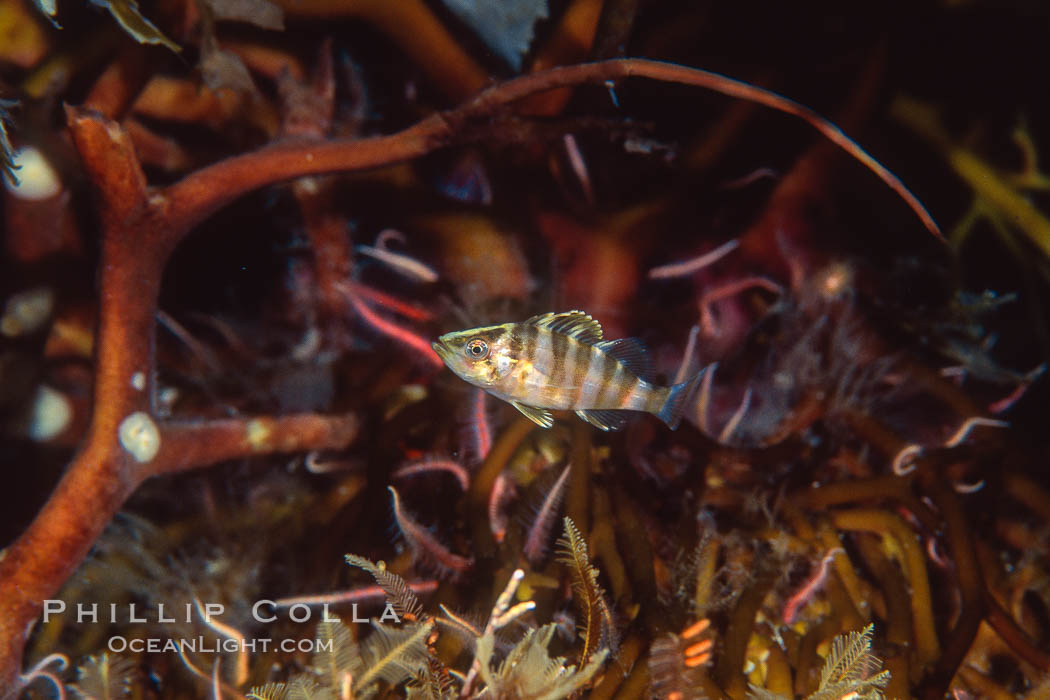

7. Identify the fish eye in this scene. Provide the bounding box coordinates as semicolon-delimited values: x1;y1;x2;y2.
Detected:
465;338;489;359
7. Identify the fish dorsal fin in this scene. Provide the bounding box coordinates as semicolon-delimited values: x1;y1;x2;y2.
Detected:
525;311;603;344
576;409;629;431
596;338;651;380
511;401;554;428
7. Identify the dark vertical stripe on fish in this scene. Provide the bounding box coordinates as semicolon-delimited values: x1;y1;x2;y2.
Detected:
523;323;539;360
550;330;570;387
565;338;584;404
595;360;624;408
519;324;540;395
564;336;582;394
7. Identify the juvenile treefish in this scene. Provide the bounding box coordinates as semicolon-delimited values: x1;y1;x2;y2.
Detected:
432;311;703;430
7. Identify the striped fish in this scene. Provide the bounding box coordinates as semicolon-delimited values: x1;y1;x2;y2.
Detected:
432;311;704;430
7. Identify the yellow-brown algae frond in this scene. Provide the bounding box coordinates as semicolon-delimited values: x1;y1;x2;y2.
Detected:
459;568;534;696
830;509;939;667
810;624;891;700
556;516;615;664
474;624;608;699
345;554;427;621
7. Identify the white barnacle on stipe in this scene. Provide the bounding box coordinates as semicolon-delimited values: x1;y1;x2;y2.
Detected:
118;411;160;463
130;372;146;391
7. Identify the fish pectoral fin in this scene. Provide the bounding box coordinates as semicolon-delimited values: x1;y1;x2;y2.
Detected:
512;401;555;428
575;409;629;431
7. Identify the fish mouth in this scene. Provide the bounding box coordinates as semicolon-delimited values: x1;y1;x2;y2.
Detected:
431;340;451;364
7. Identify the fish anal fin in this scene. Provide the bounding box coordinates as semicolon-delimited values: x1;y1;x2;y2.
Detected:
512;401;554;428
576;409;629;431
525;311;603;344
595;338;651;380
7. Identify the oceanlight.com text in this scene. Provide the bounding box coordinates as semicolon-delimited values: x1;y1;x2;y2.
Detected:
107;636;333;654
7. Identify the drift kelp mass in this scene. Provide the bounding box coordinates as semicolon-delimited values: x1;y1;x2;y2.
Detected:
1;0;1048;698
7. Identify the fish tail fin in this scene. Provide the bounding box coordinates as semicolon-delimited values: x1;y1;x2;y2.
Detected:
657;366;708;430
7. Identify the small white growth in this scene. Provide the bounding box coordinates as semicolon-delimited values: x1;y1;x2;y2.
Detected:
295;175;318;192
246;418;270;450
1;287;54;337
119;411;161;463
290;326;321;361
355;243;439;283
27;385;72;442
4;146;61;200
156;386;179;417
130;372;146;391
